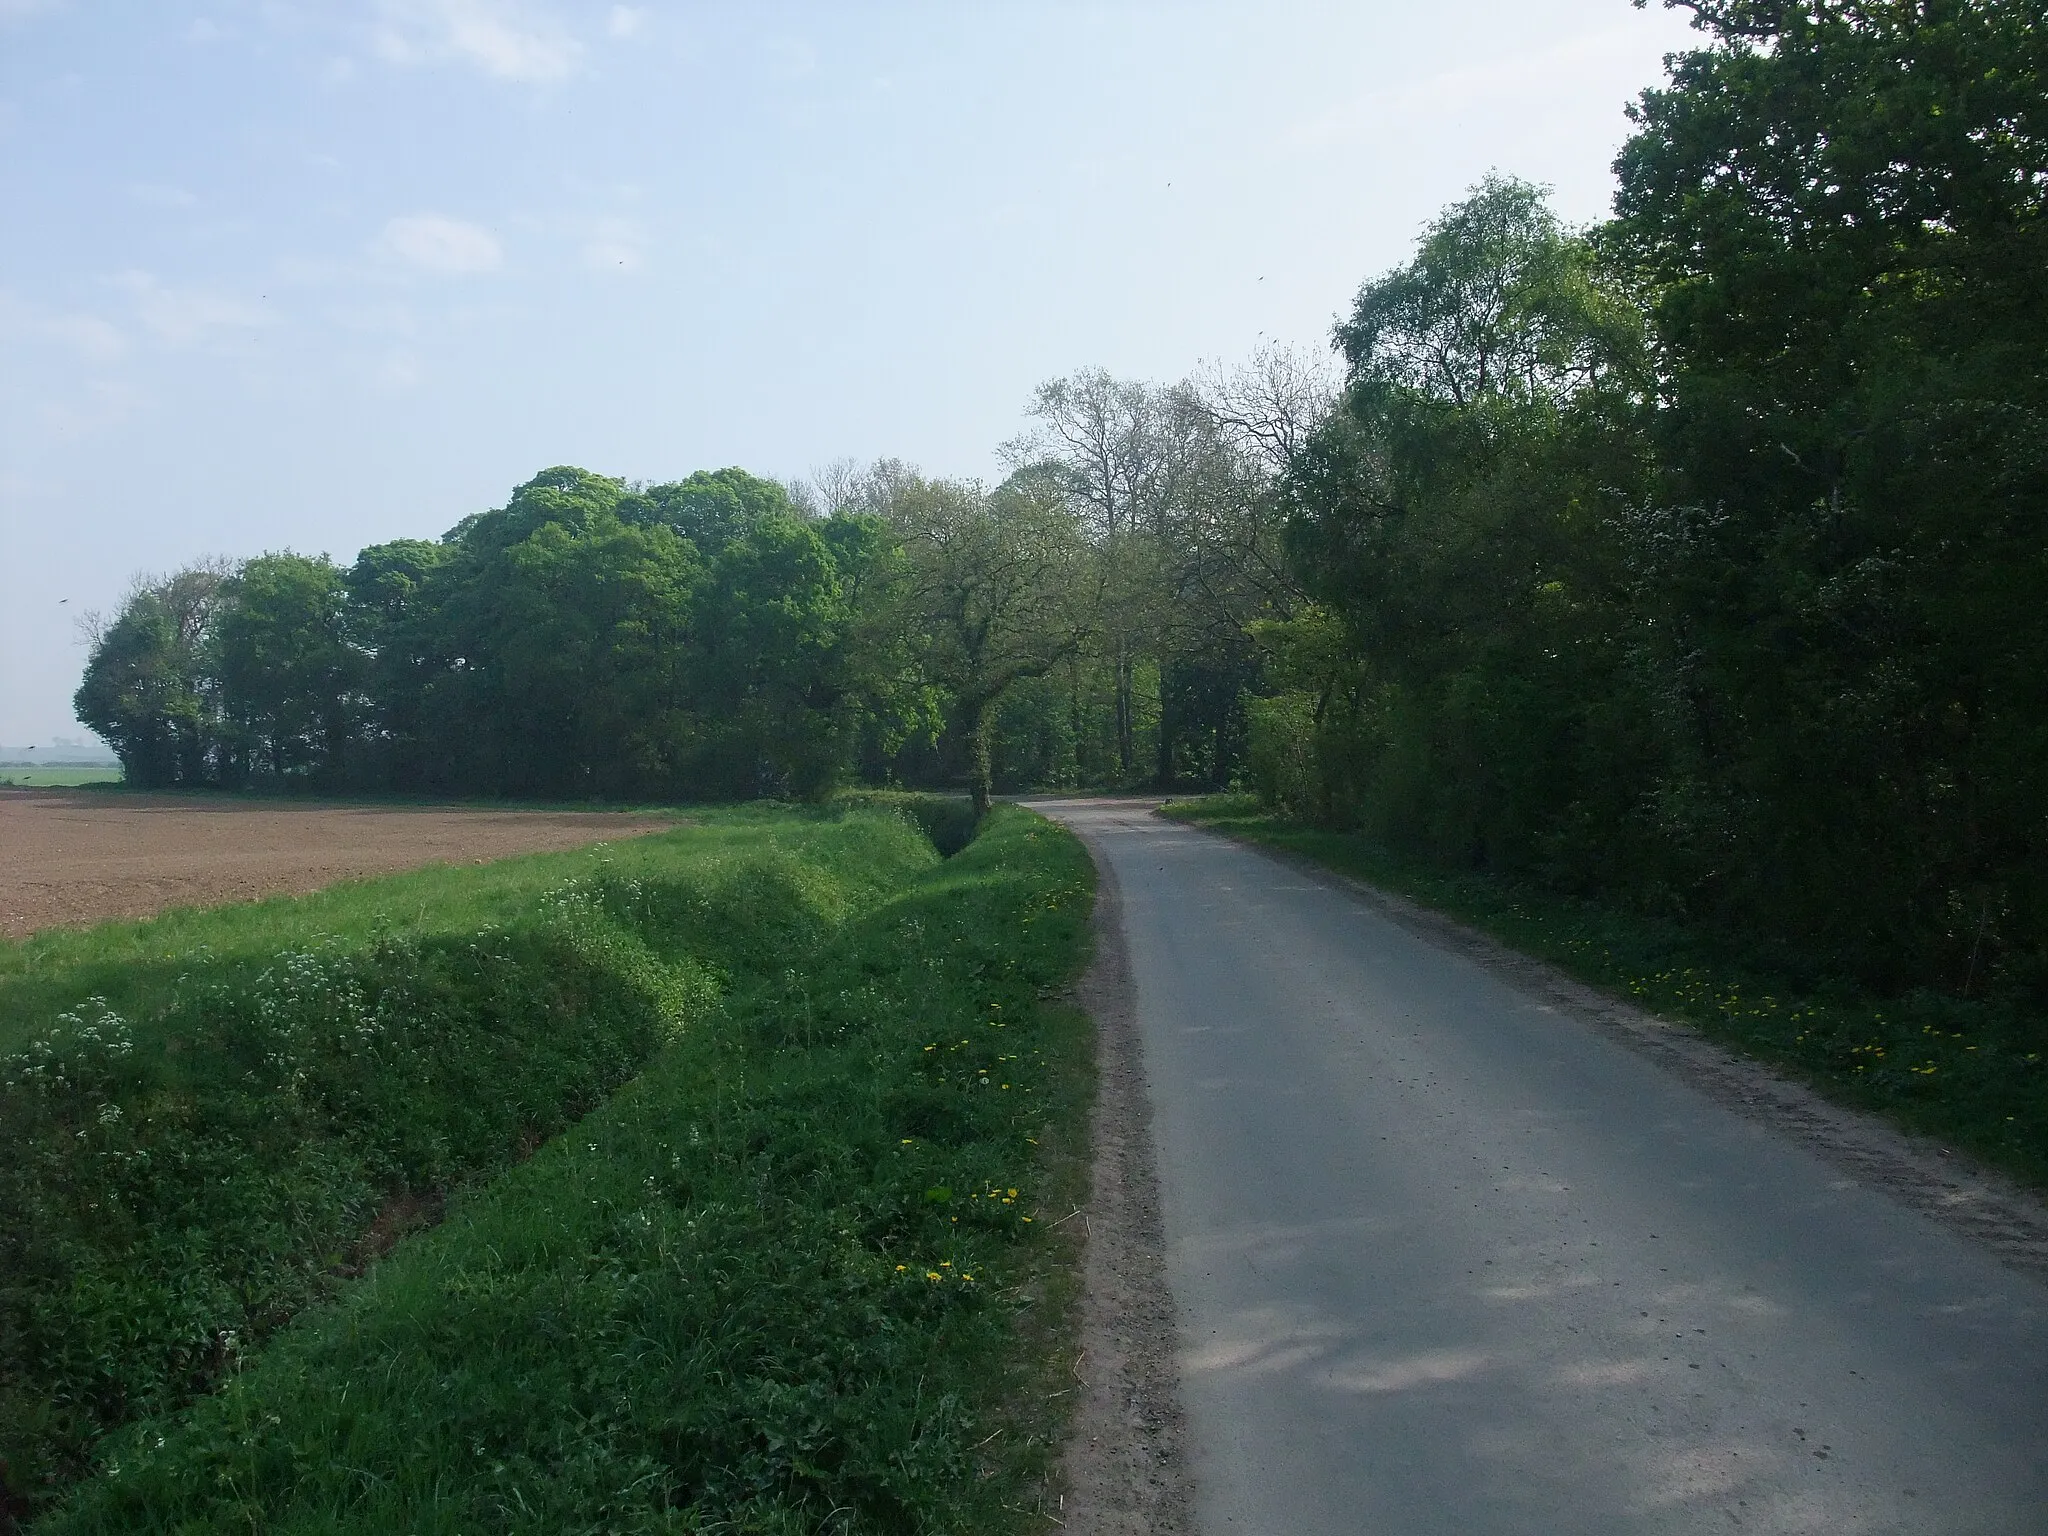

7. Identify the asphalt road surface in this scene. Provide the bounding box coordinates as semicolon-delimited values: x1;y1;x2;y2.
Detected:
1036;799;2048;1536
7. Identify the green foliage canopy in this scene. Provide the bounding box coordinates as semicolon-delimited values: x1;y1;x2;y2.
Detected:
1267;1;2048;1002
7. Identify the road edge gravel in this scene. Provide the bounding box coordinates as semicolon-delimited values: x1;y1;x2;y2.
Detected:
1058;839;1194;1536
1186;811;2048;1284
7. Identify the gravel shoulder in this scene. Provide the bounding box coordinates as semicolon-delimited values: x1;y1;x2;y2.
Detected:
1057;831;1192;1536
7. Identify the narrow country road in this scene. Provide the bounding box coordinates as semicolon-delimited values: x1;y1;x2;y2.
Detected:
1035;799;2048;1536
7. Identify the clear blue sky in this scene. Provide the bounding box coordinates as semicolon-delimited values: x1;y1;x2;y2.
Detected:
0;0;1698;746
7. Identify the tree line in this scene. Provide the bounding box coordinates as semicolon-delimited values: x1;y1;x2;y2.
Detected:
79;0;2047;1002
75;371;1319;816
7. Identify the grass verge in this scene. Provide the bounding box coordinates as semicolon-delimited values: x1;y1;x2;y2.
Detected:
37;805;1096;1534
2;808;942;1522
1164;794;2047;1192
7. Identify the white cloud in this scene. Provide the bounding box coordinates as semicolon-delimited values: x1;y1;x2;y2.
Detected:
44;312;126;361
129;182;199;209
375;349;424;391
377;213;503;274
331;299;420;337
1288;27;1655;152
763;34;819;81
16;377;144;442
0;0;65;24
0;299;142;446
0;292;126;362
374;0;580;83
581;217;645;273
113;272;274;346
605;6;644;40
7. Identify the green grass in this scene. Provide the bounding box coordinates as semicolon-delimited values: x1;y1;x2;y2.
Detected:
37;806;1097;1534
1;806;950;1521
1164;794;2048;1191
0;768;121;787
832;789;980;857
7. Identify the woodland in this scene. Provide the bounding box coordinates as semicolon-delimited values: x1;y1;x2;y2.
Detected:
77;0;2048;1004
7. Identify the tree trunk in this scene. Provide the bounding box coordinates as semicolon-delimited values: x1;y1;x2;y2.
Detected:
1114;644;1134;778
1156;677;1174;788
970;698;995;818
1067;658;1085;789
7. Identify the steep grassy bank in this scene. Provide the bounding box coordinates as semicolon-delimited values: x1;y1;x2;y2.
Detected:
1165;796;2048;1191
832;789;980;858
42;806;1097;1534
1;809;939;1521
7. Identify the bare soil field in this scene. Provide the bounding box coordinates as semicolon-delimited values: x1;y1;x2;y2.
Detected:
0;789;680;937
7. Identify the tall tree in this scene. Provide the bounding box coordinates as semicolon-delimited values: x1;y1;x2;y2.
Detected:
1282;175;1656;861
343;538;452;789
687;512;859;799
1010;371;1209;778
623;467;800;557
214;553;359;784
74;562;235;787
435;514;699;797
880;470;1086;813
1610;0;2048;982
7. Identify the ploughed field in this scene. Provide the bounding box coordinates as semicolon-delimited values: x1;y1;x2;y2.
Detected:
0;789;678;937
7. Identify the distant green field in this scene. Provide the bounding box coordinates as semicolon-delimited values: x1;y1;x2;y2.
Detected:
0;766;122;787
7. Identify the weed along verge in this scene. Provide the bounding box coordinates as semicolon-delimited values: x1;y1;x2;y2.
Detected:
31;805;1097;1533
0;807;942;1525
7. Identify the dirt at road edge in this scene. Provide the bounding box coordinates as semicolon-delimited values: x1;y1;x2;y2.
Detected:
1057;845;1194;1536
